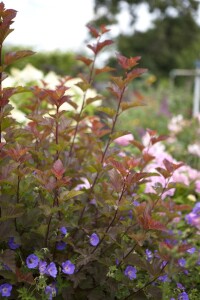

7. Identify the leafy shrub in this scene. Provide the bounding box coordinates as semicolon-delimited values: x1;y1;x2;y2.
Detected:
0;2;200;300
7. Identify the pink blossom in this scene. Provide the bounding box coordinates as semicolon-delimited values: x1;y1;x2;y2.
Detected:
113;134;134;146
195;180;200;193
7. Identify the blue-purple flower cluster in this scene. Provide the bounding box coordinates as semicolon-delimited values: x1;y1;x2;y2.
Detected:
56;226;67;251
25;251;75;299
0;283;12;297
89;233;100;246
124;266;137;280
185;202;200;230
26;254;75;278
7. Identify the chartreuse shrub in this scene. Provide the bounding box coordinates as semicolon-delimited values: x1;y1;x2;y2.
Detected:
0;2;200;300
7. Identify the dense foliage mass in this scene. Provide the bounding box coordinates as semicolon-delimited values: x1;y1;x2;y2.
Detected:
0;2;200;300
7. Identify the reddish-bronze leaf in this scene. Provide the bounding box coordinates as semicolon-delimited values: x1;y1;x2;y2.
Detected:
16;268;35;285
143;151;155;163
146;128;157;137
87;43;97;54
107;85;122;99
86;24;100;38
156;167;170;179
116;53;141;70
77;55;94;66
163;159;175;173
96;39;113;53
108;169;122;192
125;68;147;84
51;159;65;180
174;204;192;211
151;135;168;145
95;66;115;75
6;146;29;162
100;24;110;34
138;211;167;232
108;157;127;177
130;140;145;152
4;50;35;65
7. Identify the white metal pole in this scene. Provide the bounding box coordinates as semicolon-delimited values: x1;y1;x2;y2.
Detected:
193;61;200;117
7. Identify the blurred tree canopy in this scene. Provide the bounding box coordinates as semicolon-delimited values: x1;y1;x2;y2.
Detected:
94;0;200;77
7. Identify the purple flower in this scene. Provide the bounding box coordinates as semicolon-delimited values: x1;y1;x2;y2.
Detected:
62;260;75;275
160;260;168;268
0;283;12;297
185;203;200;230
45;283;57;300
45;262;57;278
60;226;67;237
192;202;200;214
145;249;153;262
89;233;99;246
186;247;195;254
39;261;47;275
186;213;200;230
178;291;189;300
2;264;11;271
26;254;39;269
8;237;20;250
178;258;186;268
177;283;185;290
158;274;170;282
132;200;140;206
124;266;137;280
56;241;67;251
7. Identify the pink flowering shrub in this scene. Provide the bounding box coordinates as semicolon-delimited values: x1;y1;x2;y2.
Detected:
0;3;200;300
143;131;200;198
167;114;200;170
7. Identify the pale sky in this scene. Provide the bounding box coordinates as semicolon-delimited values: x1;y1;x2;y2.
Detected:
3;0;154;52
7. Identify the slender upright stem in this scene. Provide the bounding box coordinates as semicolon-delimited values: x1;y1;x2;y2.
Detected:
16;175;21;203
123;262;168;300
55;106;59;160
91;170;129;255
76;86;127;228
90;86;126;193
0;44;3;143
68;38;100;158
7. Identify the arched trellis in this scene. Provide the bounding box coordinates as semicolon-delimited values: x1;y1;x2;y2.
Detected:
170;61;200;117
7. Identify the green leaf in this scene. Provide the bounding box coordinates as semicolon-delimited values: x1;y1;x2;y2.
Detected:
59;190;84;202
97;106;116;118
120;100;146;111
75;81;90;92
0;250;16;272
0;204;25;222
85;95;104;106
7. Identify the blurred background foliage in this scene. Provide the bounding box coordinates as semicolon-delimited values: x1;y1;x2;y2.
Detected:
4;46;79;76
93;0;200;77
5;0;200;79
